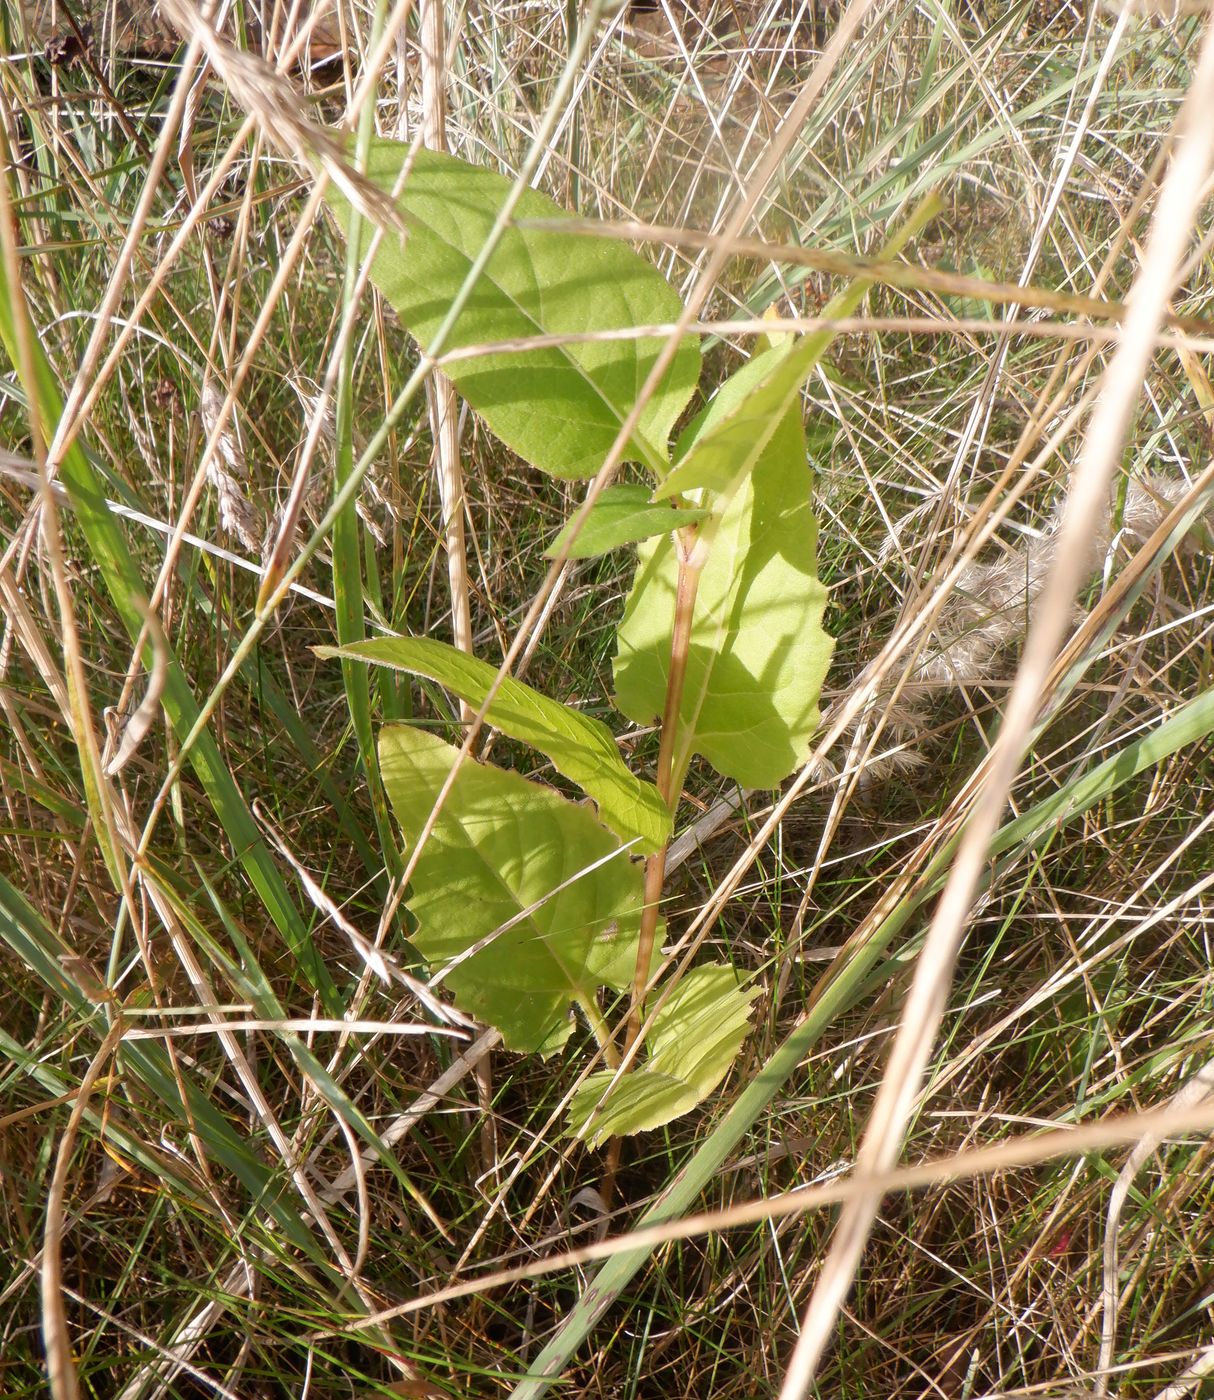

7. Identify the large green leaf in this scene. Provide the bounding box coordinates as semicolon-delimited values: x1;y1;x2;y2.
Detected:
613;355;835;788
566;965;760;1147
324;636;670;853
326;141;701;479
380;725;652;1053
544;484;710;559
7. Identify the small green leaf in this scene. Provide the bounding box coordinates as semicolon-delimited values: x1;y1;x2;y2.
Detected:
614;354;835;788
654;199;937;507
567;965;760;1147
544;484;710;559
325;141;701;479
323;637;670;853
380;725;650;1053
654;338;824;501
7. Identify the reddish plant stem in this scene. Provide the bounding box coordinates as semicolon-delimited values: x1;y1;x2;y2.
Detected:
624;534;703;1058
601;529;703;1208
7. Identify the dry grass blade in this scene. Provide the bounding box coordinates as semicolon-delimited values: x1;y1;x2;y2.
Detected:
419;0;475;718
340;1093;1214;1333
529;216;1214;335
777;17;1214;1399
1097;1056;1214;1397
41;1022;124;1400
157;0;407;235
101;595;168;777
317;1026;502;1207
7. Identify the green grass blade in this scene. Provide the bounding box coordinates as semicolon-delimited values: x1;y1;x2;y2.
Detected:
510;683;1214;1398
0;873;329;1263
0;255;340;1012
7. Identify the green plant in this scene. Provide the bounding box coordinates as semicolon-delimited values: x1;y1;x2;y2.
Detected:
316;138;934;1147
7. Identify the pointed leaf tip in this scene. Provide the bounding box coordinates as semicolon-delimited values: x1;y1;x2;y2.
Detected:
324;140;701;480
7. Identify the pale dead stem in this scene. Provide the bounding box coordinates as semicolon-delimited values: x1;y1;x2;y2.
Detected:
889;3;1129;649
415;0;467;692
20;19;593;1388
0;59;135;907
777;16;1214;1399
514;0;896;1080
17;4;1207;1391
589;85;1198;892
924;811;1214;1111
433;316;1214;357
42;1021;125;1400
523;218;1214;337
0;454;345;610
641;354;1113;1030
100;596;169;778
846;821;1214;1383
1096;1057;1214;1395
417;0;489;1177
1;119;167;1400
1148;1341;1214;1400
13;0;418;812
339;1093;1214;1334
158;0;405;233
450;234;1214;1386
116;14;424;962
380;0;1159;1276
105;823;415;1398
133;0;612;860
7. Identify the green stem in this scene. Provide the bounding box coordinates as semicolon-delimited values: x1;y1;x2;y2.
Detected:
576;991;620;1070
333;0;402;887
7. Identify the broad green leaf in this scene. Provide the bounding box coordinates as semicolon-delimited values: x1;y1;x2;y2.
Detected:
544;484;710;559
380;725;652;1053
324;636;670;853
613;355;835;788
566;965;760;1147
326;141;701;479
